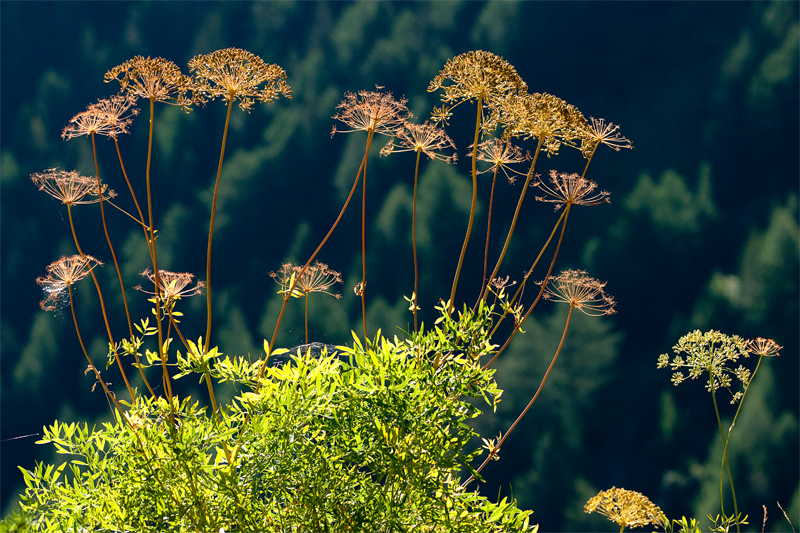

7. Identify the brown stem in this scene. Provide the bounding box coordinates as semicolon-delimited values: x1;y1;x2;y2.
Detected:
449;95;483;313
205;98;235;354
145;98;172;403
305;292;309;345
257;130;375;383
412;150;421;333
464;304;574;487
477;166;499;308
66;205;134;399
481;137;544;303
361;137;369;341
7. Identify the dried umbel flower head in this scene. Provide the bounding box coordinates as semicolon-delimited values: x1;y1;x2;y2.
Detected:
62;94;140;140
331;88;411;137
538;269;616;316
105;56;194;110
584;487;665;530
135;269;205;302
31;168;115;206
746;337;782;357
270;262;343;299
502;92;588;155
534;170;610;211
657;330;750;403
188;48;291;112
581;117;633;158
428;50;527;130
380;120;456;163
37;255;103;311
473;137;528;183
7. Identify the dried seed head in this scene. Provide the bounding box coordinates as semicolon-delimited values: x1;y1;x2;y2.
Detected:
428;50;527;132
188;48;291;112
537;269;616;316
37;255;102;311
270;262;343;299
135;269;205;302
31;168;115;206
746;337;781;357
62;94;140;140
534;170;610;211
584;487;665;530
472;137;528;183
331;89;411;137
581;117;633;157
380;120;456;163
105;56;195;110
501;92;588;155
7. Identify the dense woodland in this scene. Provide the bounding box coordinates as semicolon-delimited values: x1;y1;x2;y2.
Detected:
1;2;798;531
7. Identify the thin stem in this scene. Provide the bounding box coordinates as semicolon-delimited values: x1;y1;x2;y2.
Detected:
477;166;500;305
481;137;544;303
305;292;309;345
449;95;483;313
412;150;421;333
92;132;133;340
484;205;570;369
464;304;574;487
205;98;235;354
66;205;134;399
361;136;369;341
145;98;172;404
711;383;741;533
168;307;219;419
113;136;156;398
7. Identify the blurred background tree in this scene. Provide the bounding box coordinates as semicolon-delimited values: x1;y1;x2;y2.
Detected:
1;2;797;530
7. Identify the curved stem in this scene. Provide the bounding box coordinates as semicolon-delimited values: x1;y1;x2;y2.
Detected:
66;205;134;399
257;130;375;383
449;95;482;313
412;150;421;333
477;166;499;306
484;205;570;369
464;304;574;487
712;384;740;533
481;137;544;303
361;136;369;341
205;98;235;354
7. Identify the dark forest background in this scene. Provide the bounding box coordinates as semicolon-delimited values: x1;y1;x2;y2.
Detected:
1;2;798;531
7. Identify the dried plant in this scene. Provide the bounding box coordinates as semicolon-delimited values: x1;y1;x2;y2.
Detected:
61;94;140;140
501;92;588;156
189;47;291;111
135;269;206;303
271;262;342;344
534;170;611;211
581;117;633;158
380;120;456;331
37;255;102;311
30;168;114;206
105;56;195;109
584;487;665;531
331;88;411;138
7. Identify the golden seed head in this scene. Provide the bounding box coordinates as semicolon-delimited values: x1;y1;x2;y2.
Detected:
188;48;291;112
501;92;587;155
332;89;411;137
581;117;633;157
428;50;527;131
37;255;102;311
534;170;610;211
31;168;116;206
270;262;343;300
62;94;140;140
746;337;782;357
104;56;195;110
584;487;665;529
380;120;456;163
538;269;616;316
472;137;528;183
135;268;205;302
